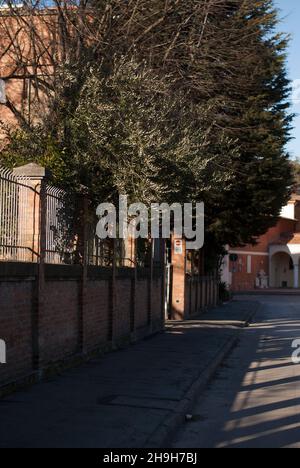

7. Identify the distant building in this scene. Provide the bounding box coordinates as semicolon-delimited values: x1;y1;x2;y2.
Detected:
0;8;59;149
222;195;300;291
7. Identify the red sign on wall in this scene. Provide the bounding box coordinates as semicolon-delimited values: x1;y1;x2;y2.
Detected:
174;239;183;255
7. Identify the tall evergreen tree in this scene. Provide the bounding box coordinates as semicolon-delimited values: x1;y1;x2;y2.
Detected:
205;0;294;247
0;0;294;252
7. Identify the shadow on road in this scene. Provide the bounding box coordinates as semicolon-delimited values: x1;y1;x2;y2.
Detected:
173;295;300;448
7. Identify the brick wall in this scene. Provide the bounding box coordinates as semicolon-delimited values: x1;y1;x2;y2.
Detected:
228;218;296;292
0;264;164;389
171;238;219;319
0;12;58;149
40;281;80;365
185;275;218;317
135;279;149;331
236;218;295;253
83;280;110;352
151;279;163;331
0;281;33;383
230;254;269;292
114;278;132;342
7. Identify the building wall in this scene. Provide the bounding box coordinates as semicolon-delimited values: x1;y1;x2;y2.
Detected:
0;11;59;149
229;253;269;292
270;252;294;288
226;218;296;292
185;275;218;316
233;218;295;254
171;238;219;319
281;202;296;221
0;264;164;389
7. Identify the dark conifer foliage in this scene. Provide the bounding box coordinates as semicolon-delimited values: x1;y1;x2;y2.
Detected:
0;0;294;248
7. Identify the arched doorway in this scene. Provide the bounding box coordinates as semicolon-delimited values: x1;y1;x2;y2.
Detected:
270;252;294;288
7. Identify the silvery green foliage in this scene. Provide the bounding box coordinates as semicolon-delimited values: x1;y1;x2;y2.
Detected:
68;56;236;207
0;0;293;251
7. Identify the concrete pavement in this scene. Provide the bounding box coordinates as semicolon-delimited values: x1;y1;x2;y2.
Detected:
172;295;300;448
0;300;257;448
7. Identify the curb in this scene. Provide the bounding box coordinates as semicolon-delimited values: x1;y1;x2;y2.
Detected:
235;290;300;296
145;306;258;448
144;335;238;448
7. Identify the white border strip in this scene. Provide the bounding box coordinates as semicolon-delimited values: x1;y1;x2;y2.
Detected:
228;250;269;257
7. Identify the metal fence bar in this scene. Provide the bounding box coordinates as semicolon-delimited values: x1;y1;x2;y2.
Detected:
0;167;80;265
45;185;77;264
0;165;150;268
46;186;63;264
0;167;33;262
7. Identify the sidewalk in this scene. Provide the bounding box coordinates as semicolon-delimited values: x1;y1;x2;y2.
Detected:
236;289;300;296
0;300;259;448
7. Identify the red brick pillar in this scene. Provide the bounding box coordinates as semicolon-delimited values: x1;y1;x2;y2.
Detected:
80;197;89;353
148;238;154;327
171;237;187;320
123;235;136;267
161;240;167;326
13;163;50;370
13;163;50;262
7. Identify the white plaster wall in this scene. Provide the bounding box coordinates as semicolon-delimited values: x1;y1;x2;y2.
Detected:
280;203;295;220
269;244;300;258
270;252;294;288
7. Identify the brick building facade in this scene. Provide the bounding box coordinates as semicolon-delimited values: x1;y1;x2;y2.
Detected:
0;8;60;149
222;196;300;291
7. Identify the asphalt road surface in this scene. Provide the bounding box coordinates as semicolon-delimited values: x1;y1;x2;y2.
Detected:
172;295;300;448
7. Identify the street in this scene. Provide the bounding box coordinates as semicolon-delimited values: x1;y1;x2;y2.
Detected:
0;0;299;454
0;300;256;448
1;295;300;448
172;295;300;448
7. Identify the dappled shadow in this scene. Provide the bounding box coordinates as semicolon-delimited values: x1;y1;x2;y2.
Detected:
209;314;300;447
173;297;300;448
1;298;300;448
0;301;257;448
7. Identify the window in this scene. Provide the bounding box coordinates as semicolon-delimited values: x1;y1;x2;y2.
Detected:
247;255;252;274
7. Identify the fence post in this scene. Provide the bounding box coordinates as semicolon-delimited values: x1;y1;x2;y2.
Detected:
108;238;117;343
215;269;219;306
78;196;89;353
171;236;187;320
13;163;50;371
197;251;201;313
147;238;154;327
160;239;166;326
130;238;137;336
13;163;50;262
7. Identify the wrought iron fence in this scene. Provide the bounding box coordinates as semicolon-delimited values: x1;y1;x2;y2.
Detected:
0;167;35;262
87;236;136;268
0;165;158;268
45;185;77;264
87;236;114;267
0;166;79;264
